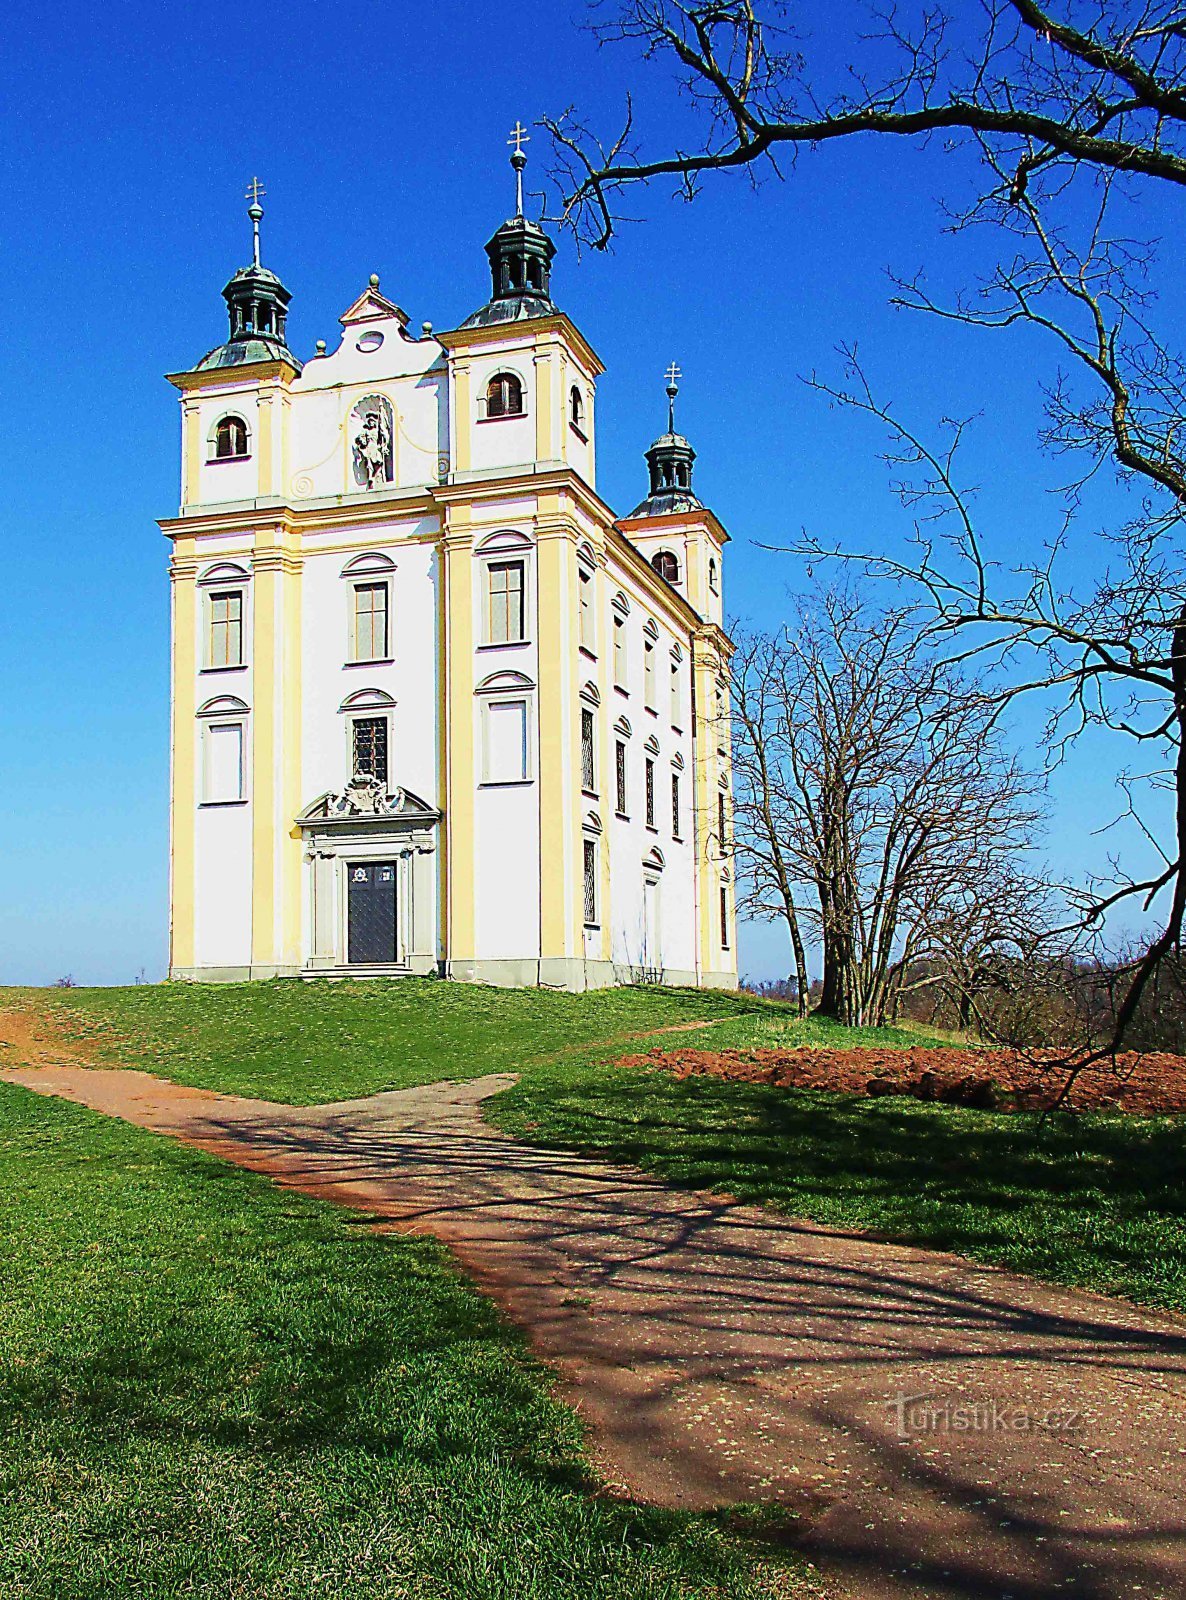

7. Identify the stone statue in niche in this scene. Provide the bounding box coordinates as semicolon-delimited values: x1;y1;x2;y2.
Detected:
351;394;394;489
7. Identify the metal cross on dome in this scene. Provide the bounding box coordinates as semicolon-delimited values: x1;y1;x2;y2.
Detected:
665;362;682;430
507;122;530;215
245;177;266;267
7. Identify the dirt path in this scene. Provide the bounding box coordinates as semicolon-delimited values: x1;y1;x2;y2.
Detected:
3;1018;1186;1600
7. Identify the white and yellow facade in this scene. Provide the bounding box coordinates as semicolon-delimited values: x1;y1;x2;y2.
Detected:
163;184;737;989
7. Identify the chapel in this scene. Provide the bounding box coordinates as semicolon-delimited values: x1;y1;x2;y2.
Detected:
162;138;737;989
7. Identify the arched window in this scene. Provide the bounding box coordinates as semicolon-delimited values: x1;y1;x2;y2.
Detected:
708;556;719;593
486;372;524;419
214;415;249;460
651;549;680;584
569;385;584;431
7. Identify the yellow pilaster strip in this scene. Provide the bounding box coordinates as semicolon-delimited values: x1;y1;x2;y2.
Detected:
453;361;471;475
169;547;198;971
444;513;476;965
257;392;274;496
182;403;200;507
534;345;554;463
280;540;303;968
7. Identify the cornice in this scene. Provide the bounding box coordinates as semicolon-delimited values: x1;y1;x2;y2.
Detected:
615;505;731;546
166;359;301;394
437;313;605;378
159;489;437;540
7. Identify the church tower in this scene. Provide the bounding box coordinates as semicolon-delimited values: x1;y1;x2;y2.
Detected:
161;143;736;990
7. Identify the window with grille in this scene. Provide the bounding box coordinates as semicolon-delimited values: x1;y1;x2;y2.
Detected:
352;716;389;786
486;372;524;418
645;757;656;828
487;560;525;644
352;582;389;661
613;614;627;689
208;590;243;668
718;789;728;848
644;639;656;709
720;885;730;948
671;772;681;838
583;838;598;926
213;415;249;459
615;740;628;816
581;707;595;794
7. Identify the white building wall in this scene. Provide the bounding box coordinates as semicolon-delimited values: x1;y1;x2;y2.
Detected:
299;521;441;809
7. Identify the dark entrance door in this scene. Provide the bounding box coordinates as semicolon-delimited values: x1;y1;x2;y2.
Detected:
347;861;398;964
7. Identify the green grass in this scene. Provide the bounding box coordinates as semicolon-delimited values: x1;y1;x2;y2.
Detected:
490;1055;1186;1315
0;1081;817;1599
15;979;774;1104
11;976;1181;1315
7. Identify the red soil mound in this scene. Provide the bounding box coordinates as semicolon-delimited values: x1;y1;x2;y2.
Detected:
616;1043;1186;1115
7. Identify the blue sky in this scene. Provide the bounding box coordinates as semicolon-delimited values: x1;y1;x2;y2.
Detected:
0;0;1166;985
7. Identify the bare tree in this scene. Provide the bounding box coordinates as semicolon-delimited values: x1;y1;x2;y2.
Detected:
546;1;1186;1053
731;589;1049;1027
546;2;1186;250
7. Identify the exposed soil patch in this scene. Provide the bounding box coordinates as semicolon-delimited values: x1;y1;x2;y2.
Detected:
618;1043;1186;1114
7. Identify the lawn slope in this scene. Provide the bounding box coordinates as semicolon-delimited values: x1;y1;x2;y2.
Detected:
0;1081;814;1599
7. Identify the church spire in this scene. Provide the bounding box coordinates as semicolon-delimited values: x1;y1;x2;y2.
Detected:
458;123;559;329
628;365;701;517
192;181;300;373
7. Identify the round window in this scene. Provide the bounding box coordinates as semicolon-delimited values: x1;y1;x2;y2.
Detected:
356;329;384;352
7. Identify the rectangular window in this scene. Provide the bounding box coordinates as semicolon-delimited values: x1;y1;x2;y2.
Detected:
644;639;657;710
613;614;627;689
583;838;598;926
645;757;656;829
615;740;628;816
720;885;730;948
203;721;244;803
484;698;529;783
487;560;525;644
352;716;389;786
352;582;389;662
670;658;682;727
581;707;596;793
578;567;594;653
208;590;243;669
718;789;728;848
671;772;681;838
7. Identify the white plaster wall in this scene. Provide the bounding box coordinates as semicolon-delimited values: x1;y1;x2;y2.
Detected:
193;799;252;968
299;520;441;812
470;527;542;963
465;342;537;475
601;551;697;977
190;385;263;506
475;781;541;961
287;314;447;501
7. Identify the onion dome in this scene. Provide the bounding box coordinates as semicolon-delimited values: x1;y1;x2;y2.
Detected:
460;124;559;329
629;365;701;517
194;180;301;373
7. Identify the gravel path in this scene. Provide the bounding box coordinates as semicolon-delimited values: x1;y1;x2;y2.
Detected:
4;1044;1185;1600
